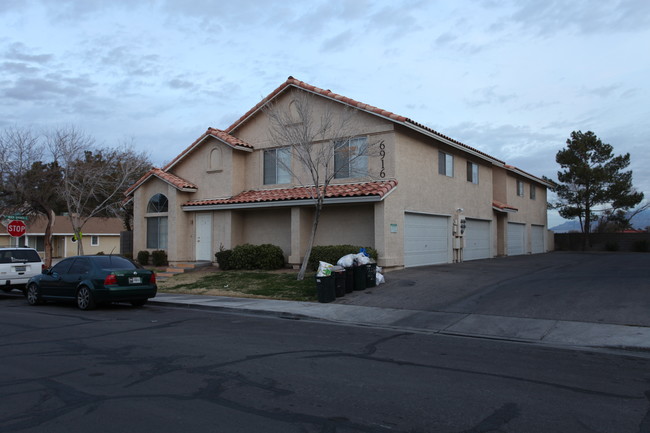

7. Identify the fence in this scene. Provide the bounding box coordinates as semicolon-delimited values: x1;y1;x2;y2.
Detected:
554;232;650;252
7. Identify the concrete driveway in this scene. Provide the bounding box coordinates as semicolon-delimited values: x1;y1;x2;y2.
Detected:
336;252;650;327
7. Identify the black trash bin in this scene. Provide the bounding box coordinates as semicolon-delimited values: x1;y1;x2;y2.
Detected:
365;263;377;288
344;267;354;293
315;275;336;303
333;268;346;297
352;265;367;291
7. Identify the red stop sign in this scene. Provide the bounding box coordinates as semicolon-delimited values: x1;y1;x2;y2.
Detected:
7;220;26;237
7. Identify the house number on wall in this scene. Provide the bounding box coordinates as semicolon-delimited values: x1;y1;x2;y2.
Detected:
379;142;386;178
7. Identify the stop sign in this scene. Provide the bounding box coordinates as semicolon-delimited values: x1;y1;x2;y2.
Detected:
7;220;26;237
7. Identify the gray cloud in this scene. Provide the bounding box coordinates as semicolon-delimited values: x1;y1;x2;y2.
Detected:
5;42;53;64
466;86;517;107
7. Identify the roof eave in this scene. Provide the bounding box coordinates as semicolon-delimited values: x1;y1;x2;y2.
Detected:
181;194;388;211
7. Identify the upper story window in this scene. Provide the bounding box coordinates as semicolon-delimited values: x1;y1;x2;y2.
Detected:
516;180;524;197
209;147;222;172
264;147;292;185
467;161;479;184
438;151;454;177
335;137;368;179
530;184;536;200
147;193;168;213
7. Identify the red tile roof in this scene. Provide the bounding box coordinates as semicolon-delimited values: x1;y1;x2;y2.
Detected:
225;76;504;164
492;200;518;212
163;127;253;171
125;167;197;196
183;180;398;207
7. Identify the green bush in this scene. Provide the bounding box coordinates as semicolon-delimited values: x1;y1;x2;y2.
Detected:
308;245;378;271
604;241;619;252
226;243;285;270
151;250;168;267
122;252;133;260
137;250;150;265
215;248;233;270
633;240;649;252
96;251;105;255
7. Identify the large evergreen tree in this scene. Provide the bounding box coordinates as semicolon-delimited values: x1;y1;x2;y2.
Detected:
554;130;643;245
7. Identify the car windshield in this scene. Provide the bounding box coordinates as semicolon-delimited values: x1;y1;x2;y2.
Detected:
91;256;138;270
0;249;41;263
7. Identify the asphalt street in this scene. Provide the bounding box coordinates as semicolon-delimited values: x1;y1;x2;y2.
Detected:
2;299;650;433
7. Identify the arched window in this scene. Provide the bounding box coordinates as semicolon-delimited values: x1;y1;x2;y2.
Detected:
147;193;168;213
209;147;222;171
146;194;168;249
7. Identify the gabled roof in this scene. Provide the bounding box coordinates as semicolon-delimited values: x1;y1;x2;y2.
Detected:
182;180;398;210
504;165;554;188
125;167;198;197
163;127;254;172
226;76;506;166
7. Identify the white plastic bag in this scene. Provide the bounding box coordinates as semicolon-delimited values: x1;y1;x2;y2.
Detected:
355;253;370;265
376;272;385;285
316;261;333;277
337;254;356;268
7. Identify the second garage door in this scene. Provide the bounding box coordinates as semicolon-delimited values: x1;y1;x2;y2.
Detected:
404;213;449;267
464;218;491;261
507;222;526;256
531;224;545;254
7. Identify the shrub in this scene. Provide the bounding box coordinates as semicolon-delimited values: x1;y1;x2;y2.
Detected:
604;241;619;252
308;245;378;271
137;250;150;265
96;251;105;255
226;243;285;270
151;250;168;267
215;248;233;270
122;252;133;260
633;240;649;252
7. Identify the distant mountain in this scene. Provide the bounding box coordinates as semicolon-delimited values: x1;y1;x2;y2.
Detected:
550;209;650;233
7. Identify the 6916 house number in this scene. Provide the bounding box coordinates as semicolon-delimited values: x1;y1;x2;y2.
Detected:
379;142;386;178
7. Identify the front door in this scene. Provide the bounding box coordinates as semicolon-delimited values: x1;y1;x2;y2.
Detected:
195;213;212;261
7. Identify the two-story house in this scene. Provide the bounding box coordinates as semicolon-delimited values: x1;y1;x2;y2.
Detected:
125;77;551;269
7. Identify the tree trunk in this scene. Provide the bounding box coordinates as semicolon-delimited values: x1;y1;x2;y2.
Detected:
43;210;55;268
297;199;323;281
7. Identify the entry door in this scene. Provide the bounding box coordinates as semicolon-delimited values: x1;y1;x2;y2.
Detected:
195;213;212;261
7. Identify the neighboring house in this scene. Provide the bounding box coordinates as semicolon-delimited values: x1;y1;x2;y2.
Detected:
0;216;124;258
125;77;552;269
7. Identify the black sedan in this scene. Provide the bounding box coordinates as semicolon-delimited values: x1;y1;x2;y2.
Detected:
26;255;157;310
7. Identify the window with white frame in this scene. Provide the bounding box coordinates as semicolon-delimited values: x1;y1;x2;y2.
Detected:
438;151;454;177
146;193;168;250
264;147;292;184
530;184;536;200
467;161;479;184
335;137;368;179
91;235;99;246
516;180;524;196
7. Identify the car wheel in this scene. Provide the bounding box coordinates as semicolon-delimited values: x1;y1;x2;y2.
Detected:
26;284;42;305
131;299;147;307
76;286;96;310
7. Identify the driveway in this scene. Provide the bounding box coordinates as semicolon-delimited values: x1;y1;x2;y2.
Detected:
336;252;650;327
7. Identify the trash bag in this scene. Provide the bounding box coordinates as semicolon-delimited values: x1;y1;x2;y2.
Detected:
376;272;385;285
337;254;356;268
317;261;333;277
355;253;370;265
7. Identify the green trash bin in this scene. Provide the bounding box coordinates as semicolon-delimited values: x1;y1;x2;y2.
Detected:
352;265;367;291
315;275;336;303
344;267;354;293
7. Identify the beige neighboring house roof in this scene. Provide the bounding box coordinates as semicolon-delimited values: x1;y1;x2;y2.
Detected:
1;216;124;236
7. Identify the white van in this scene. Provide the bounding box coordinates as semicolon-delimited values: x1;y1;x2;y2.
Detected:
0;248;44;294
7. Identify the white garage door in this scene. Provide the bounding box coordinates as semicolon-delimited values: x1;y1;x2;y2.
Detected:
507;222;526;256
404;213;449;267
531;225;545;254
464;219;491;261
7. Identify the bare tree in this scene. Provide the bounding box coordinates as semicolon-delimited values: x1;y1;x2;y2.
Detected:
265;91;383;280
0;127;62;267
48;126;151;255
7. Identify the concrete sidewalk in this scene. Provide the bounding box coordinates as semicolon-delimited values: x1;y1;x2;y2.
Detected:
150;293;650;352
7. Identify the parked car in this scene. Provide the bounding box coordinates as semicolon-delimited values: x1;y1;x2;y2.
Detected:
0;247;44;294
26;255;157;310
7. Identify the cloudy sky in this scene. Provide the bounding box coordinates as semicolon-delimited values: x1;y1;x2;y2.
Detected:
1;0;649;226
